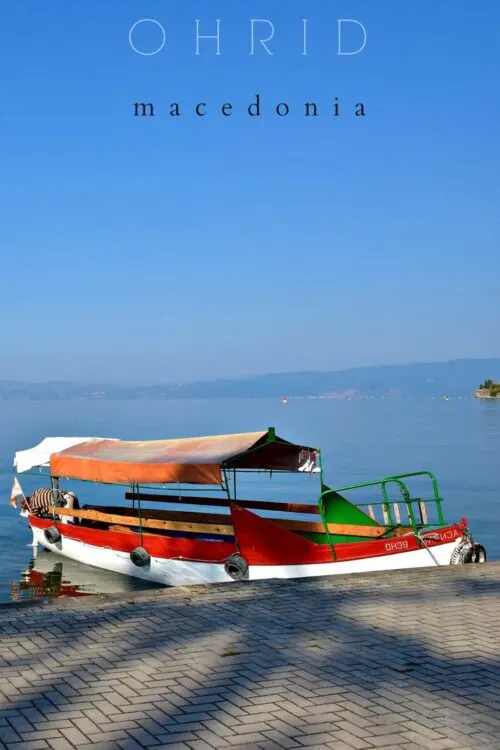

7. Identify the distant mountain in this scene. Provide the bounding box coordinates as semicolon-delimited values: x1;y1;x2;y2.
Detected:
1;358;499;400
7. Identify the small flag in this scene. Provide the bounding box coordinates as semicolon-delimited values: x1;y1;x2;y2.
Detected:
10;477;25;508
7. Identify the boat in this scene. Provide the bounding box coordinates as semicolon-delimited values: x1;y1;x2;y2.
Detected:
11;427;486;587
282;396;289;405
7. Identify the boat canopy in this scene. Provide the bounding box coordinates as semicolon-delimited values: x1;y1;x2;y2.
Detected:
18;428;319;485
14;437;108;475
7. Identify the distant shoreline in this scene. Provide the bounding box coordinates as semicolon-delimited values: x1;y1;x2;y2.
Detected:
2;359;500;401
0;394;485;403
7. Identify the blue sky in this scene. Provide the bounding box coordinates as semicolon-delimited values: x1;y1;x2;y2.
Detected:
1;1;498;383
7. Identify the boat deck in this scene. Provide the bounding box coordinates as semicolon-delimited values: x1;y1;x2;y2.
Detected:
1;563;500;748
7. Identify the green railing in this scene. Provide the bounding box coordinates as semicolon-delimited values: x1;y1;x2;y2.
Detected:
320;470;446;531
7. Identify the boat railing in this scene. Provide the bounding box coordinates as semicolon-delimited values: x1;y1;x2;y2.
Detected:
323;471;446;531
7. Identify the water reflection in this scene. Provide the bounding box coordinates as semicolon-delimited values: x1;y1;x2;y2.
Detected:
11;549;163;601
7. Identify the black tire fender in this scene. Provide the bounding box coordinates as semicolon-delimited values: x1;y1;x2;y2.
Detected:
224;554;249;581
130;547;151;567
44;526;61;545
450;540;473;564
450;540;486;565
471;544;486;564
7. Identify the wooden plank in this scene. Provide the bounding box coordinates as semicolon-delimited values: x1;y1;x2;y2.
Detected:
419;501;428;524
125;492;232;507
108;525;134;533
85;505;231;525
393;526;415;538
102;507;387;536
124;492;318;515
52;507;234;536
54;506;388;538
280;520;388;538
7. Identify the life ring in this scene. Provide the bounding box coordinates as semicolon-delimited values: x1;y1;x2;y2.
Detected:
130;547;151;567
44;526;61;545
224;554;249;581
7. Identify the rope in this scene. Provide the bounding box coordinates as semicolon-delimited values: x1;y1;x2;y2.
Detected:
415;530;441;566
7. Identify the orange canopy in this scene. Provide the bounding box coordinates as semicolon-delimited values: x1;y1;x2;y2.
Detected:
49;429;318;485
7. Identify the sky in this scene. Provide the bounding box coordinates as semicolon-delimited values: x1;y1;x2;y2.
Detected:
0;1;499;383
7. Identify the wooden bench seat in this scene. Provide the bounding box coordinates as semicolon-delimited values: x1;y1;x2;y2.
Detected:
56;505;393;539
124;492;318;515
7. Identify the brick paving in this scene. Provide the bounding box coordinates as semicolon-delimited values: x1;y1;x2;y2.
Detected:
1;564;500;749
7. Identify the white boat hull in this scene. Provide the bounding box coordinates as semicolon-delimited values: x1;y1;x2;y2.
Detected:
32;526;462;588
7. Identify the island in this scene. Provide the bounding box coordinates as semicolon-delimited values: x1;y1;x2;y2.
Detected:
475;379;500;398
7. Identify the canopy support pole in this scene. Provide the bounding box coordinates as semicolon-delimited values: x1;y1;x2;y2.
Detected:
222;468;231;501
50;476;59;523
133;483;144;546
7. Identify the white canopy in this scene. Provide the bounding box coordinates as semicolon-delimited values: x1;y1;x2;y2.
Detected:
14;437;105;474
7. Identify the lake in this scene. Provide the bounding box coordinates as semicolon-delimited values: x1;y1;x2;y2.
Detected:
1;397;499;603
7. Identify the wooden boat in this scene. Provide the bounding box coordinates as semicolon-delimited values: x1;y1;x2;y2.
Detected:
11;428;486;586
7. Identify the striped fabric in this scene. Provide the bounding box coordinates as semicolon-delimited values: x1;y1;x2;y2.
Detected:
28;488;63;516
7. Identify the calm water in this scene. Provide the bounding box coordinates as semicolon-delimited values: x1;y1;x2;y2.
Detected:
1;398;499;603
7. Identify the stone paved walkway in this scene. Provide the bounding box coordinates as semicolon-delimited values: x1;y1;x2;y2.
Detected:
1;564;500;750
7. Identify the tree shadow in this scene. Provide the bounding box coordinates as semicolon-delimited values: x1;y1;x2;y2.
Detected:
1;566;500;749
